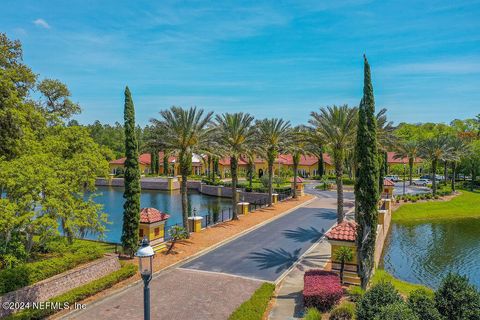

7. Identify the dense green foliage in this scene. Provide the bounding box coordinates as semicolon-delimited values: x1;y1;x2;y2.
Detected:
356;281;403;320
228;282;275;320
5;263;136;320
434;273;480;320
371;270;433;296
355;55;379;289
0;241;104;294
374;302;419;320
346;285;365;302
408;289;442;320
0;34;109;266
121;87;141;256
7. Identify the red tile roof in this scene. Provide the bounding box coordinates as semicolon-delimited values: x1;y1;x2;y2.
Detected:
384;179;395;186
387;152;422;164
325;221;357;242
218;157;248;166
290;177;304;183
140;208;170;224
109;153;151;166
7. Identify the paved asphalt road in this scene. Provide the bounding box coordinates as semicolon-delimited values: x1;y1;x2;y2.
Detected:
181;196;344;282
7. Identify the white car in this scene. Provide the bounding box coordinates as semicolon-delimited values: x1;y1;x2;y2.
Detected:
385;175;401;182
413;179;430;186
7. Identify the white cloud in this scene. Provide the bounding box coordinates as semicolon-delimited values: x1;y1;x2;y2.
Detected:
33;18;50;29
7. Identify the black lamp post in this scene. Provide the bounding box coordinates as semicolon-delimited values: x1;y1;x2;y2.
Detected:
136;237;155;320
403;163;406;195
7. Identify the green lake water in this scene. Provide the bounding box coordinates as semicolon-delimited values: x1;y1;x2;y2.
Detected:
382;218;480;289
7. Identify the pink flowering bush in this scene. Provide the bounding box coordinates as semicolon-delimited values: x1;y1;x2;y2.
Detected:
303;269;343;311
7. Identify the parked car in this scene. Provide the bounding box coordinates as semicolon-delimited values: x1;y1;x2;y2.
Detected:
385;175;401;182
413;179;431;186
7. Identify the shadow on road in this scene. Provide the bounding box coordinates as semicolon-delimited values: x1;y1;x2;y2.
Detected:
282;227;324;243
248;248;302;273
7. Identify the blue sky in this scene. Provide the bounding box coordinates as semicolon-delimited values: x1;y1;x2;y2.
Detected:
2;0;479;126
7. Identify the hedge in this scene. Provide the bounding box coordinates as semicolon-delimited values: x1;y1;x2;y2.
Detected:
0;243;104;294
303;270;343;312
228;282;275;320
5;263;137;320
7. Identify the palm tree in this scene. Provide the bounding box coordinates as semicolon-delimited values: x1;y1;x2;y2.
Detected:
419;134;453;195
376;108;395;191
255;118;291;206
309;105;357;223
334;246;353;284
394;140;420;185
215;113;256;220
448;136;468;192
286;126;310;198
305;127;326;179
151;106;214;234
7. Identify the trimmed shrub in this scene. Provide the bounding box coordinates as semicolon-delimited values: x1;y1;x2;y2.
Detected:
356;281;403;320
407;288;441;320
346;285;365;302
434;273;480;320
6;263;137;320
303;270;343;312
304;307;322;320
329;302;355;320
228;282;275;320
0;242;103;294
373;302;419;320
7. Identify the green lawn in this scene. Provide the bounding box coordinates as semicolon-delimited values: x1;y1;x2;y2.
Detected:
393;189;480;223
371;269;433;297
228;283;275;320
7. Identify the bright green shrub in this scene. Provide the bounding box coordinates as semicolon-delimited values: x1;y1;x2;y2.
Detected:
228;283;275;320
407;288;441;320
346;285;365;302
356;281;403;320
0;242;103;294
5;263;136;320
329;302;355;320
374;302;419;320
434;273;480;320
304;307;322;320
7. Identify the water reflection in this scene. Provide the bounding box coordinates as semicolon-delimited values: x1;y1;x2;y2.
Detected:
382;219;480;289
88;186;231;243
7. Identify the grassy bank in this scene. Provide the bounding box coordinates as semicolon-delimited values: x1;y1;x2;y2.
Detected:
393;189;480;222
371;270;433;296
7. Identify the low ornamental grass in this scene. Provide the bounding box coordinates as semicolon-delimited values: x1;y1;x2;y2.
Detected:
5;263;137;320
228;282;275;320
303;270;343;312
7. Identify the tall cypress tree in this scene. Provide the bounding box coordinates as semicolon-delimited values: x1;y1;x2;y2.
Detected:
121;86;141;257
355;55;380;289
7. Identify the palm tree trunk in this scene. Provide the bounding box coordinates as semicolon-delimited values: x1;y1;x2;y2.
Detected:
268;158;274;206
334;152;344;223
443;160;448;186
409;157;414;185
231;156;238;220
432;159;437;195
451;162;456;192
248;161;253;190
180;153;190;236
318;149;324;178
293;162;298;198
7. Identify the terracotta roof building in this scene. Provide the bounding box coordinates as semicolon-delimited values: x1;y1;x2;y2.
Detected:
325;221;358;242
140;208;170;224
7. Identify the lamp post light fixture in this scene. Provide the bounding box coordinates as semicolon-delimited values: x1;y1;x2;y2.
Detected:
136;237;155;320
403;163;407;196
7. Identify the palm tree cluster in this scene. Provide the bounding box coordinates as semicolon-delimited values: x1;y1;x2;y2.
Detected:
147;108;319;234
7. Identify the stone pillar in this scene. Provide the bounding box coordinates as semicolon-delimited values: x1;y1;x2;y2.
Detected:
188;216;203;232
272;193;278;204
237;202;250;215
167;177;176;190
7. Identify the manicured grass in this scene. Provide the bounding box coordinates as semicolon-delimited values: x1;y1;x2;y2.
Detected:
5;263;137;320
393;189;480;223
371;270;433;297
228;282;276;320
